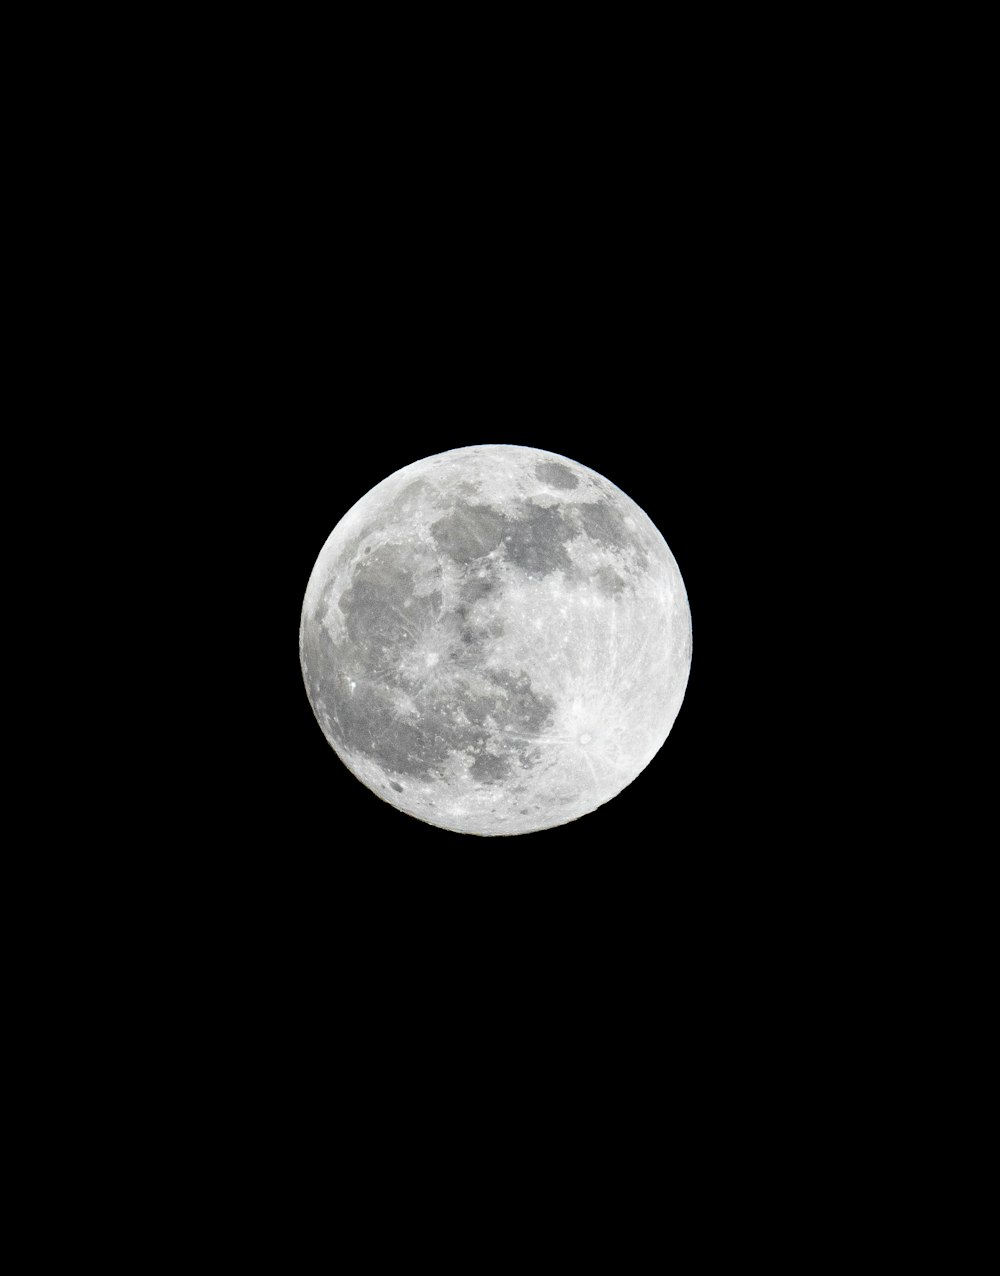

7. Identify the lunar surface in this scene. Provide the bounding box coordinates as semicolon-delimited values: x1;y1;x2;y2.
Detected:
300;445;692;835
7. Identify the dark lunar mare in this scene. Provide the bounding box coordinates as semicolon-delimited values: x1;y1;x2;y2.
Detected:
572;498;649;572
593;563;626;595
503;501;576;576
430;498;579;580
302;540;557;786
535;461;579;490
430;504;508;563
430;493;646;584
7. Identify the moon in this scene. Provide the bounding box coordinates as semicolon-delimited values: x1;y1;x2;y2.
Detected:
300;445;692;835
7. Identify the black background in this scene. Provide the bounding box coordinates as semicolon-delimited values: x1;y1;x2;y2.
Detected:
152;36;830;900
181;356;808;1135
44;23;909;1229
192;188;803;946
143;57;833;1104
220;385;784;908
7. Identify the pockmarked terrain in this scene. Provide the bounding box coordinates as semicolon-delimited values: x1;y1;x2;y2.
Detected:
300;445;692;835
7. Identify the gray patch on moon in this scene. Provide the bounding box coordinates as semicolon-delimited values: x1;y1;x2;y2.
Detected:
322;673;458;780
574;498;649;571
302;534;557;787
574;499;628;551
593;563;626;596
430;503;508;563
484;667;554;739
452;577;504;660
459;572;496;605
339;555;443;650
318;659;555;785
469;752;512;783
392;479;431;511
431;498;578;581
535;461;579;490
502;501;575;577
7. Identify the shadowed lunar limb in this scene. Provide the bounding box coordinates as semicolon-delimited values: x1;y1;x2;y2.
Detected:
300;444;691;835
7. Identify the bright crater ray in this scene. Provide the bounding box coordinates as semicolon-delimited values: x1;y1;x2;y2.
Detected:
299;445;692;835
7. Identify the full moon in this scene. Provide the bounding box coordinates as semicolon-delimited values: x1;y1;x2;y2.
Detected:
300;445;692;835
